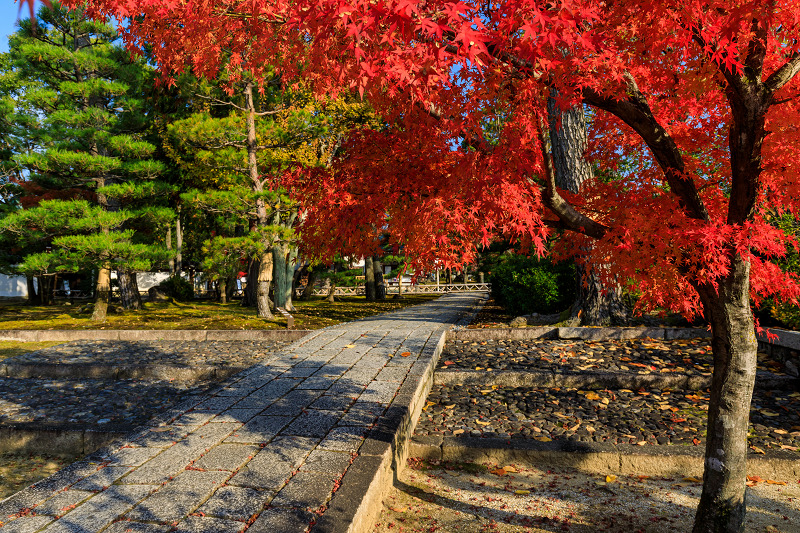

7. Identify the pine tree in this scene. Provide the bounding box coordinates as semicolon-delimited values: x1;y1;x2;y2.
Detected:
1;2;171;320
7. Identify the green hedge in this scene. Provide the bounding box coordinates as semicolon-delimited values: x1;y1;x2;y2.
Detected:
490;255;575;316
157;275;194;301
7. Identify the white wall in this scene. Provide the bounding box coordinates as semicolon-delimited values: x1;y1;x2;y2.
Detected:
0;274;28;297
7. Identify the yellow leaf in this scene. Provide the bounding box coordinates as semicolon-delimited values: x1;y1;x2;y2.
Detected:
422;401;436;411
683;476;702;483
476;419;491;426
585;392;601;401
390;506;407;512
514;490;530;495
760;410;780;417
445;404;456;409
766;480;787;485
345;344;356;348
503;465;517;473
751;446;766;455
605;475;617;483
535;436;551;442
453;429;465;435
601;398;610;405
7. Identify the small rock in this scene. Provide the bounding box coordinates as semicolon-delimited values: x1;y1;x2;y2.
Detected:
785;359;799;377
509;316;527;327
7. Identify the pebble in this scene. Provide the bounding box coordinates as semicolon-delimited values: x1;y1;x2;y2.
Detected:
416;383;800;452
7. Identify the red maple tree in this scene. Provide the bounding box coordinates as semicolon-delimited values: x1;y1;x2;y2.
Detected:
62;0;800;530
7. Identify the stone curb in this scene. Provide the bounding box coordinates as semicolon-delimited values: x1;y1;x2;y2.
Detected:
0;362;246;382
409;435;800;480
0;329;312;342
447;326;711;342
434;369;800;391
0;424;128;456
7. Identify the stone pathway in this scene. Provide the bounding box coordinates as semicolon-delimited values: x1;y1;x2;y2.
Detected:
0;293;484;533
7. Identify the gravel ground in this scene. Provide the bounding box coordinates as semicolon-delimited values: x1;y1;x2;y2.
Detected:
0;377;213;427
7;340;292;367
438;338;790;378
416;383;800;451
375;458;800;532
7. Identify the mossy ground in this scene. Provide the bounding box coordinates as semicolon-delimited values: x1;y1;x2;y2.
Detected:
0;295;439;331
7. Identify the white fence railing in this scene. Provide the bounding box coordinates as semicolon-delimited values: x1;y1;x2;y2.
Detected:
308;283;491;296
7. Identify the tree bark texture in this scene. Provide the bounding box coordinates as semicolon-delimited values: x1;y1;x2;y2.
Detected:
272;242;297;312
38;275;54;306
218;279;228;303
364;256;376;301
548;93;627;326
256;252;274;319
373;258;386;300
692;255;757;532
167;225;174;276
92;264;111;321
118;270;142;310
175;214;183;276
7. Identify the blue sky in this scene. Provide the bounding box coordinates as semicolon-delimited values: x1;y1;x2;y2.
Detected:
1;2;26;53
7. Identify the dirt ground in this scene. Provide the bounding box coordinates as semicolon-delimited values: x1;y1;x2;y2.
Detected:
374;458;800;532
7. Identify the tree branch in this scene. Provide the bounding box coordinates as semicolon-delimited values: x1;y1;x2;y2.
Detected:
764;50;800;95
582;75;709;222
194;93;285;116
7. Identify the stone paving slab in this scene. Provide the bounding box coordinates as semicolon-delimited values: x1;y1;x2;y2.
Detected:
0;293;485;533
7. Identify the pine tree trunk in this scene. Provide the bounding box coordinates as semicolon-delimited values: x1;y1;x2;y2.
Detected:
692;255;756;533
273;243;287;309
39;275;55;306
327;281;336;303
118;270;142;310
365;256;376;301
92;265;111;321
301;269;318;300
218;279;228;303
284;246;297;312
548;93;627;326
256;252;274;319
175;214;183;276
374;258;386;300
241;259;259;307
167;225;175;276
27;276;40;305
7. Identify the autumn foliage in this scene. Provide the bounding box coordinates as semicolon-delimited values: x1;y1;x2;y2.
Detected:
57;0;800;529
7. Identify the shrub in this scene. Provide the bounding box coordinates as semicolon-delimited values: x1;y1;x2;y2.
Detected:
490;255;575;315
157;275;194;301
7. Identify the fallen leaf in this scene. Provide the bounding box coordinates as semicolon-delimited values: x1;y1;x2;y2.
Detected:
683;476;702;483
585;392;601;401
750;446;766;455
514;490;530;495
345;344;356;348
475;419;491;426
636;441;647;446
766;480;787;485
747;475;764;483
605;475;617;483
390;506;407;512
400;352;411;357
490;468;507;476
453;429;465;435
443;361;455;365
534;436;552;442
445;404;456;409
422;401;436;411
503;465;518;473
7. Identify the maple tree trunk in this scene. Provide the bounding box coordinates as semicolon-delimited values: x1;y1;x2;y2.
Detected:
92;264;111;321
118;270;142;310
548;93;627;325
256;252;274;319
365;256;375;301
693;254;756;533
